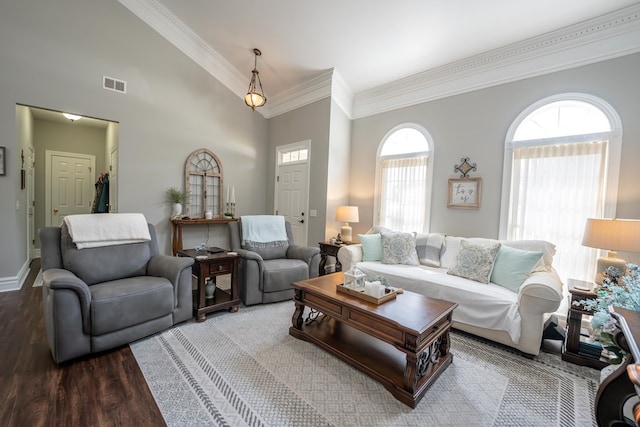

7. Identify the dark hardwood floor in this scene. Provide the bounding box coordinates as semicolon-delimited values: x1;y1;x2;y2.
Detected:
0;259;166;427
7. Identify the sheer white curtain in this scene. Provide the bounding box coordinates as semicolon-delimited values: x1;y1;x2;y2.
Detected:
507;141;607;282
377;156;429;232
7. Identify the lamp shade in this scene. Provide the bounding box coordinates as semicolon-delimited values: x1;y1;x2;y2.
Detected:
583;218;640;284
582;218;640;252
335;206;359;223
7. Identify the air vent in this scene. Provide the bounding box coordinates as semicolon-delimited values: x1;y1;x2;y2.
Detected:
102;75;127;94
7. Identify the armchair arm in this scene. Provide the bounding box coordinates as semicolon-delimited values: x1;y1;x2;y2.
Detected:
42;268;92;334
148;255;194;286
288;244;321;278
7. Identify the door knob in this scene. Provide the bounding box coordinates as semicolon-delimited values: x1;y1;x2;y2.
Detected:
298;219;304;224
53;208;59;213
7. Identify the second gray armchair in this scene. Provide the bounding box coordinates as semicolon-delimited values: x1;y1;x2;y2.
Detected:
228;218;320;305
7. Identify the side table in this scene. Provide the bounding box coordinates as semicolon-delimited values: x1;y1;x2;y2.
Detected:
177;249;240;322
561;278;609;369
319;241;347;276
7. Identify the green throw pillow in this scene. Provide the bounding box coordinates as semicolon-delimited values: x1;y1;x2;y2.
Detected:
490;246;543;292
358;233;382;262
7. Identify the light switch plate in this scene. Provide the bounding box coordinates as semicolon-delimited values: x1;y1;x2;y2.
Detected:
310;209;317;217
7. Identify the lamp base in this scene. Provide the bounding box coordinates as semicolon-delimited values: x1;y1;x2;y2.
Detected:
340;223;353;244
594;251;627;284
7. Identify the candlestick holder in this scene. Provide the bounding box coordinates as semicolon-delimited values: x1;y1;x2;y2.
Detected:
224;202;233;219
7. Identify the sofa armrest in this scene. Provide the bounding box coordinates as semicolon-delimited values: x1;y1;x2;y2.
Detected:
148;255;194;286
337;244;363;272
518;269;564;314
42;268;92;332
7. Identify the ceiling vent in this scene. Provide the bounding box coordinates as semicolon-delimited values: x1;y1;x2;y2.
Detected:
102;75;127;94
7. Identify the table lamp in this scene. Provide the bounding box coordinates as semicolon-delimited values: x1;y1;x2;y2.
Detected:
335;206;359;244
582;218;640;284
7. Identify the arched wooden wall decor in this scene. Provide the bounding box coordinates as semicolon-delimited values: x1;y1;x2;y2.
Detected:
184;148;224;218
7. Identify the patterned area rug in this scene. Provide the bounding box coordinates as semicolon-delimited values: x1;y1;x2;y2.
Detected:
130;301;600;427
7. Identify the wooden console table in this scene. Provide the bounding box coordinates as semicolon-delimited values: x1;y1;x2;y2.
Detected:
171;217;237;255
318;241;350;276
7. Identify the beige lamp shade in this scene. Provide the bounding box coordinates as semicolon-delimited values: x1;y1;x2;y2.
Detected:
336;206;359;243
582;218;640;283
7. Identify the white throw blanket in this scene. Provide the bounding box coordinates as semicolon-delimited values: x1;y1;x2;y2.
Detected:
241;215;288;246
64;213;151;249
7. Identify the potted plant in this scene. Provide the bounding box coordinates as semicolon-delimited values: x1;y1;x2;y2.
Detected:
166;187;186;218
576;264;640;365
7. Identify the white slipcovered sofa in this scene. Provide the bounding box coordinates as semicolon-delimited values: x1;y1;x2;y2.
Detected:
337;231;564;356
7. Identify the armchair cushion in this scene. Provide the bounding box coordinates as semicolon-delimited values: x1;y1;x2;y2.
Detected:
90;277;174;335
262;259;310;293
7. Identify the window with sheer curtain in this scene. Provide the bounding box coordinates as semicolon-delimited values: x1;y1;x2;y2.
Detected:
375;126;433;233
501;96;621;283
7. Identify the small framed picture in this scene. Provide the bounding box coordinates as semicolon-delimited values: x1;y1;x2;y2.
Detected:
448;177;481;209
0;146;5;176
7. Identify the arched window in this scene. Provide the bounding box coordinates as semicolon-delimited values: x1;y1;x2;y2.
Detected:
500;94;622;283
375;125;434;232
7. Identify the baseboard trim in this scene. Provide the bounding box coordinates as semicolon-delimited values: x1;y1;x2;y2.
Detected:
0;260;30;293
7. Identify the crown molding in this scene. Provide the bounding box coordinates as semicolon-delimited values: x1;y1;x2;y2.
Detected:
118;0;271;118
352;4;640;119
121;1;640;120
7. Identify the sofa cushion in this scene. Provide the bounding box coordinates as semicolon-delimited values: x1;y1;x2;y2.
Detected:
381;232;419;265
358;233;382;262
441;236;497;269
490;246;543;292
90;276;174;335
415;232;445;267
501;240;555;272
448;240;501;283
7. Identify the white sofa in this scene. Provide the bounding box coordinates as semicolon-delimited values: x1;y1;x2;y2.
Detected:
337;234;564;356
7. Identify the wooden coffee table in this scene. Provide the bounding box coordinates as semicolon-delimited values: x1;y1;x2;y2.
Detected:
289;273;457;408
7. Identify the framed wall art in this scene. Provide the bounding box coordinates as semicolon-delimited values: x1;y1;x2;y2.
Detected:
0;146;5;176
448;177;481;209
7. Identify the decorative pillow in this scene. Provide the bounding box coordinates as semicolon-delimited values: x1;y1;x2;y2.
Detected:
501;240;556;272
381;232;419;265
490;246;543;292
358;233;382;262
447;240;501;283
415;233;445;267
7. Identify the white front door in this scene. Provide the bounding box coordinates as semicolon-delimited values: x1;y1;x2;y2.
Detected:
275;142;310;246
45;150;95;226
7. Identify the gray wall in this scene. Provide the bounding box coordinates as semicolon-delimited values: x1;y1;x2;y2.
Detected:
268;97;331;247
350;53;640;263
0;0;267;281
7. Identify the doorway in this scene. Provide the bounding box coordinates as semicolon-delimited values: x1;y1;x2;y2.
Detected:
275;141;310;246
21;105;118;256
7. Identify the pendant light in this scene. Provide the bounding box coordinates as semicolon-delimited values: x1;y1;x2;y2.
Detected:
244;48;267;110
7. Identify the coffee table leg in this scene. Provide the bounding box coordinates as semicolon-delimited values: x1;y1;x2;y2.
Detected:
292;290;305;330
403;334;447;392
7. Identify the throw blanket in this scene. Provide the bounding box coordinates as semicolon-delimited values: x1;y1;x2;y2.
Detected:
64;213;151;249
241;215;288;248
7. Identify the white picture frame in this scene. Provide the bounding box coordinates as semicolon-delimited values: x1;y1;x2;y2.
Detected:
447;177;481;209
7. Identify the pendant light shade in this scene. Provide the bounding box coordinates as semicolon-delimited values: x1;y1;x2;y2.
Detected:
245;48;267;110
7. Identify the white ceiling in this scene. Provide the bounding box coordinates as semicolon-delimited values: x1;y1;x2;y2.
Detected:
122;0;640;118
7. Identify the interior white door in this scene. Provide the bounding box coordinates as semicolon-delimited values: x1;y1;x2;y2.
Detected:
45;151;95;226
276;163;308;246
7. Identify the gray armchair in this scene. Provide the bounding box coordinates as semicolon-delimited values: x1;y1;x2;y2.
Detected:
39;222;194;363
228;220;320;305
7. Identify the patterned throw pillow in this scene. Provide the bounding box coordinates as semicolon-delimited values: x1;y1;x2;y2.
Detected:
381;232;419;265
415;232;445;267
447;240;501;283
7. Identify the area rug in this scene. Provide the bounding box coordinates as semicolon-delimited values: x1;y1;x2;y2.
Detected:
130;301;600;427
